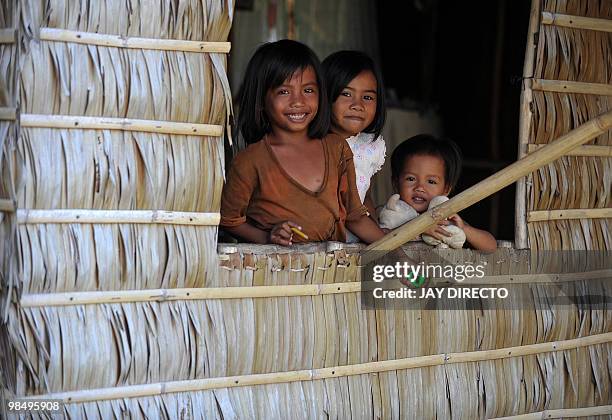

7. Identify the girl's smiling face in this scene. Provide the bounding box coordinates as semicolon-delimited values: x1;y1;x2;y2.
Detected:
265;66;319;136
331;70;377;139
396;154;451;213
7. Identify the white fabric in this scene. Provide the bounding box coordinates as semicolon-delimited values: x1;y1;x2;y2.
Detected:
345;132;386;243
345;132;386;203
378;194;466;249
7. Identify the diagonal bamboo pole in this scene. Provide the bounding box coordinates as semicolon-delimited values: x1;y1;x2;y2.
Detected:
363;110;612;263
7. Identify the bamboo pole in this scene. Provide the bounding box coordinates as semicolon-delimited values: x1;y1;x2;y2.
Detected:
527;144;612;157
515;0;541;250
20;114;223;137
16;210;220;225
38;27;231;53
18;268;612;307
491;405;612;420
365;110;612;262
19;282;362;307
527;208;612;222
0;28;16;44
541;12;612;33
532;79;612;96
26;332;612;403
0;107;16;120
0;199;15;212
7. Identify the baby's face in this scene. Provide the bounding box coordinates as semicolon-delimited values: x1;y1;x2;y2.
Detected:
396;154;450;213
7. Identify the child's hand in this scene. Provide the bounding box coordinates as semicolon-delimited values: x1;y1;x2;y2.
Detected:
448;214;466;229
268;221;302;246
423;222;452;242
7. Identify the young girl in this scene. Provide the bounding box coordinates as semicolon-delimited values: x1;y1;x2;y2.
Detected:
220;40;385;246
386;134;497;253
322;51;386;241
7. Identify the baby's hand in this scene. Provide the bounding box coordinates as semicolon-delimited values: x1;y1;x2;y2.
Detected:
448;214;465;229
269;221;302;246
423;222;452;242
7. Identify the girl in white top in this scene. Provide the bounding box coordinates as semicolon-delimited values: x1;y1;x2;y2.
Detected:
322;51;386;241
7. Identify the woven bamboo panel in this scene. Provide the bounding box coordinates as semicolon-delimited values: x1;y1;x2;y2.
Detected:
0;0;234;415
4;244;610;418
519;0;612;250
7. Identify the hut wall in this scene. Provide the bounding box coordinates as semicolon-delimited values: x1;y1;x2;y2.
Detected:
0;0;234;413
517;0;612;250
4;243;611;418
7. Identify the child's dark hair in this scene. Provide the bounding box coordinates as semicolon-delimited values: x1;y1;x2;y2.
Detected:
237;39;330;144
321;50;386;139
391;134;463;191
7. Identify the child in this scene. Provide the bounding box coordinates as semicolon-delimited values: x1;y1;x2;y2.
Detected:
322;51;386;220
220;40;385;246
380;134;497;253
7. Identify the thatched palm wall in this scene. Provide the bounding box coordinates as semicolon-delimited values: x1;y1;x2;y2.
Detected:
517;0;612;250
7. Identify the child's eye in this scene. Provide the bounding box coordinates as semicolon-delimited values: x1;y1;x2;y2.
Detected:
277;89;289;95
304;87;316;94
364;95;376;101
428;180;438;184
406;176;415;182
341;91;351;97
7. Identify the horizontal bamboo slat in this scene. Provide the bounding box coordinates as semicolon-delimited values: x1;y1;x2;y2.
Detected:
0;28;16;44
532;79;612;96
541;12;612;33
16;210;220;225
527;208;612;222
20;114;223;136
0;107;16;120
25;332;612;403
492;405;612;419
0;198;15;212
39;27;231;53
365;110;612;261
18;268;612;307
19;282;362;307
527;144;612;157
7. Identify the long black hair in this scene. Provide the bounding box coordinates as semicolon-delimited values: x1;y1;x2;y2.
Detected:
237;39;330;144
322;50;386;140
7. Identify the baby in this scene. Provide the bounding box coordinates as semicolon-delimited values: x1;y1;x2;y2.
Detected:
379;135;497;252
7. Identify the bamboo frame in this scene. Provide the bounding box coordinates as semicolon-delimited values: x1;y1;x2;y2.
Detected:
16;210;220;225
0;28;16;44
39;27;231;53
19;282;362;307
515;0;541;250
0;198;15;212
366;110;612;262
532;79;612;96
20;114;223;137
527;144;612;157
527;208;612;222
491;405;612;420
18;268;612;307
541;12;612;33
0;107;16;120
26;332;612;403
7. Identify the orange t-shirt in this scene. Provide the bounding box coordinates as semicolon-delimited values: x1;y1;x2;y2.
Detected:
220;134;368;242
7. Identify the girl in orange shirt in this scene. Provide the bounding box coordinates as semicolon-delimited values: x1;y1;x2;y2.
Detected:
220;40;385;246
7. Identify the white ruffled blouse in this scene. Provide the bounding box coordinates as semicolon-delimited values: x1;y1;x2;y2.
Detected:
345;132;386;243
345;132;386;203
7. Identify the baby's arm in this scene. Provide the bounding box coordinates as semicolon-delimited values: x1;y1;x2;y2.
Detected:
448;214;496;253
